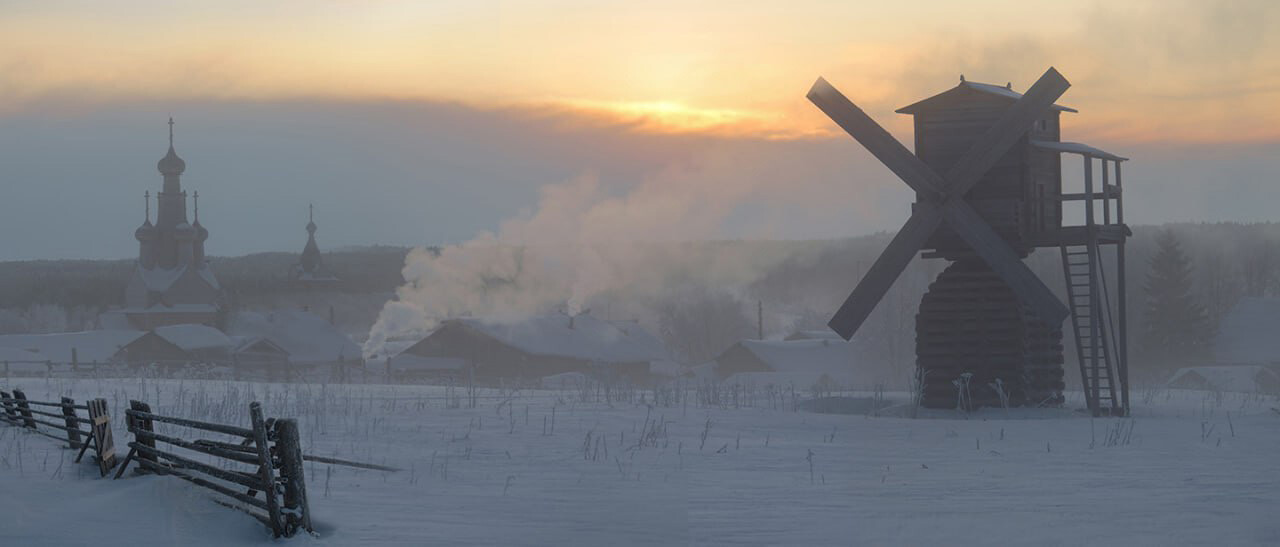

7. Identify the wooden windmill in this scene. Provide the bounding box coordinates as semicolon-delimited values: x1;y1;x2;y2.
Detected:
809;68;1130;416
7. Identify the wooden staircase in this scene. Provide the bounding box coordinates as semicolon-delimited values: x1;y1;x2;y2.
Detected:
1060;244;1122;416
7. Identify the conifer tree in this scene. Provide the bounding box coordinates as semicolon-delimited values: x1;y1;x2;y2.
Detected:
1142;230;1210;374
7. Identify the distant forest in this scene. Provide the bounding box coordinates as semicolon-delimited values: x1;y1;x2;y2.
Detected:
1;223;1277;386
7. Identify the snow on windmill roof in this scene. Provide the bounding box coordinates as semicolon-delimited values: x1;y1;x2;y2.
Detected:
449;314;669;364
152;324;233;352
1214;297;1280;365
0;330;145;363
226;309;360;363
896;79;1078;115
1030;140;1128;162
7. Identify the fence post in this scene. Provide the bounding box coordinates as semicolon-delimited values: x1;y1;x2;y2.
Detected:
250;402;285;538
274;418;312;535
88;399;117;476
61;396;82;449
0;390;13;422
128;400;157;471
12;389;35;428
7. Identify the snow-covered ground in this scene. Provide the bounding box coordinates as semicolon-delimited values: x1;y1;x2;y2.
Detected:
1;377;1277;546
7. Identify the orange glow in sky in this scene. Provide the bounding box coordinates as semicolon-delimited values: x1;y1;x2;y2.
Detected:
2;0;1277;143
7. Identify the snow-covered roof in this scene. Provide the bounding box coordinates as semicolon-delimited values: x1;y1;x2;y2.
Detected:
0;346;49;363
897;79;1078;114
1030;140;1128;162
225;309;361;363
1168;366;1280;394
1214;298;1280;365
232;336;290;356
0;330;145;363
153;324;233;351
389;354;465;373
737;339;855;375
136;263;220;292
443;314;669;364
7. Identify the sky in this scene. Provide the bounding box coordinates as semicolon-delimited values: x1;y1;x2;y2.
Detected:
0;0;1277;260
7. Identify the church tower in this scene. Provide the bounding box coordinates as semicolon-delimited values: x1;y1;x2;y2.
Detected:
289;204;339;287
123;119;222;329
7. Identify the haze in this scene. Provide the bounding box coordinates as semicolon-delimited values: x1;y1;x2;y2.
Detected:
0;0;1276;260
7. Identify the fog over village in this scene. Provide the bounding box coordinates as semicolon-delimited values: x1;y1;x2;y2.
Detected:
1;1;1278;545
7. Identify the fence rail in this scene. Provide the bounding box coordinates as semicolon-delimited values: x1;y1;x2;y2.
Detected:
0;388;117;475
116;400;312;538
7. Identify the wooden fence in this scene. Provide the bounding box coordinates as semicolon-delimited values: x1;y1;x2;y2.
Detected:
115;400;312;538
0;388;117;475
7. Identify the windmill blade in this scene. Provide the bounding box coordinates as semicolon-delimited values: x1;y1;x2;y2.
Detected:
943;67;1070;197
807;77;946;200
828;203;944;339
938;200;1069;325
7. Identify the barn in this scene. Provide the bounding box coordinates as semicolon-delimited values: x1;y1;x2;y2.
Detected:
390;314;669;384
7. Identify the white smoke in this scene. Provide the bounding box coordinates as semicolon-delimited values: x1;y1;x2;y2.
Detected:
363;148;839;358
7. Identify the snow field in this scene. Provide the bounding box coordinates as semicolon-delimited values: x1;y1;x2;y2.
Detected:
0;377;1277;546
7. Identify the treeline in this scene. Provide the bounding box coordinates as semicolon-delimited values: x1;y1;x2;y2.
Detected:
0;246;412;334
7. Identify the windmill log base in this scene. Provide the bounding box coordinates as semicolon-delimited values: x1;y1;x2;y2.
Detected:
915;260;1065;410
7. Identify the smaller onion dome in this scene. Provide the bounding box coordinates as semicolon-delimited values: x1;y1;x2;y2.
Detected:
135;220;157;241
193;219;209;241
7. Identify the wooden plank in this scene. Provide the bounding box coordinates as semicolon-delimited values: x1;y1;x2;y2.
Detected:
807;77;946;199
87;399;117;476
127;442;263;490
250;402;285;538
134;429;260;465
828;204;943;339
125;409;254;439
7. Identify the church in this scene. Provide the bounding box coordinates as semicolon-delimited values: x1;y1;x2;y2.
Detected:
120;119;222;329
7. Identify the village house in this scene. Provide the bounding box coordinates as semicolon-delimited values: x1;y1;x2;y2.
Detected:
389;314;670;384
1167;297;1280;394
709;338;872;390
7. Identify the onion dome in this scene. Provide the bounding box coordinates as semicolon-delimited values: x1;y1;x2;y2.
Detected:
192;190;209;241
157;145;186;175
157;117;186;175
135;219;157;241
135;191;157;240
